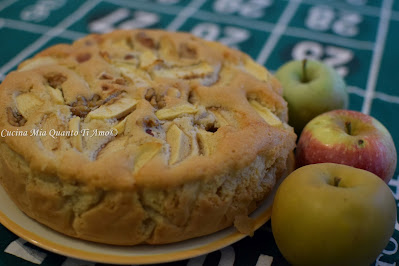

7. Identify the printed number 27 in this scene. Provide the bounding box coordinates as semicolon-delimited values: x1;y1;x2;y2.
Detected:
89;8;159;33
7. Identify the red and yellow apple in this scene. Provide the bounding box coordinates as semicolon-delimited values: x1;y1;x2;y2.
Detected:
271;163;397;266
296;109;397;183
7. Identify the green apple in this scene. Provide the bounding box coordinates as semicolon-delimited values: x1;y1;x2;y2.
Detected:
275;60;349;134
271;163;396;266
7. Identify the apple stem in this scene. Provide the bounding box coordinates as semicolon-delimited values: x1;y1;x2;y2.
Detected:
334;177;341;187
345;121;352;135
302;59;308;83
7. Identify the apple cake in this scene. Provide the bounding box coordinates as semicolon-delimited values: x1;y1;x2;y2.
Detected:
0;29;296;245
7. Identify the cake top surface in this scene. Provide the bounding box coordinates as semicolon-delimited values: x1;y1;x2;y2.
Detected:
0;29;295;189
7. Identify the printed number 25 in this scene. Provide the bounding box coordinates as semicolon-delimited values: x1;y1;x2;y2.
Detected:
292;41;354;77
191;23;250;50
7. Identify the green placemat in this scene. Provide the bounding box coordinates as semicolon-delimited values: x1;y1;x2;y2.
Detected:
0;0;398;265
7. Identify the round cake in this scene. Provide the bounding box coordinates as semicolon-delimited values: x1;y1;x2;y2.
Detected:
0;29;296;245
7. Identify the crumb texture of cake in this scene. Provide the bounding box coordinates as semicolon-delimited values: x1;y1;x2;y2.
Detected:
0;30;296;245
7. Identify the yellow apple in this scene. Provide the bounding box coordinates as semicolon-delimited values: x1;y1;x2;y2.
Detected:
271;163;396;266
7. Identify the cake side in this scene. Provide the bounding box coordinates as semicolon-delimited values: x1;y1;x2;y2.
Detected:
0;29;296;245
0;141;292;244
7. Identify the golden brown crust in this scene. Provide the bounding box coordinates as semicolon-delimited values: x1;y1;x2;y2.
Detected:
0;29;296;245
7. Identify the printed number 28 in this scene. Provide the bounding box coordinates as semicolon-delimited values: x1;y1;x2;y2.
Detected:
292;41;354;77
306;5;363;37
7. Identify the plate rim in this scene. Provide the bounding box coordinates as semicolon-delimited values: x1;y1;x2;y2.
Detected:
0;193;272;265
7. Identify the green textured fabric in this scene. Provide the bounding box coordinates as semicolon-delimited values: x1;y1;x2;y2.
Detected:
0;0;398;265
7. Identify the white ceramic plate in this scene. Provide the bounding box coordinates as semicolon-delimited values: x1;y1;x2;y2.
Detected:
0;171;288;265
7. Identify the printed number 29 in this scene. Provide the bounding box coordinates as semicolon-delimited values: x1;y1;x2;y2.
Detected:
213;0;273;18
292;41;354;77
